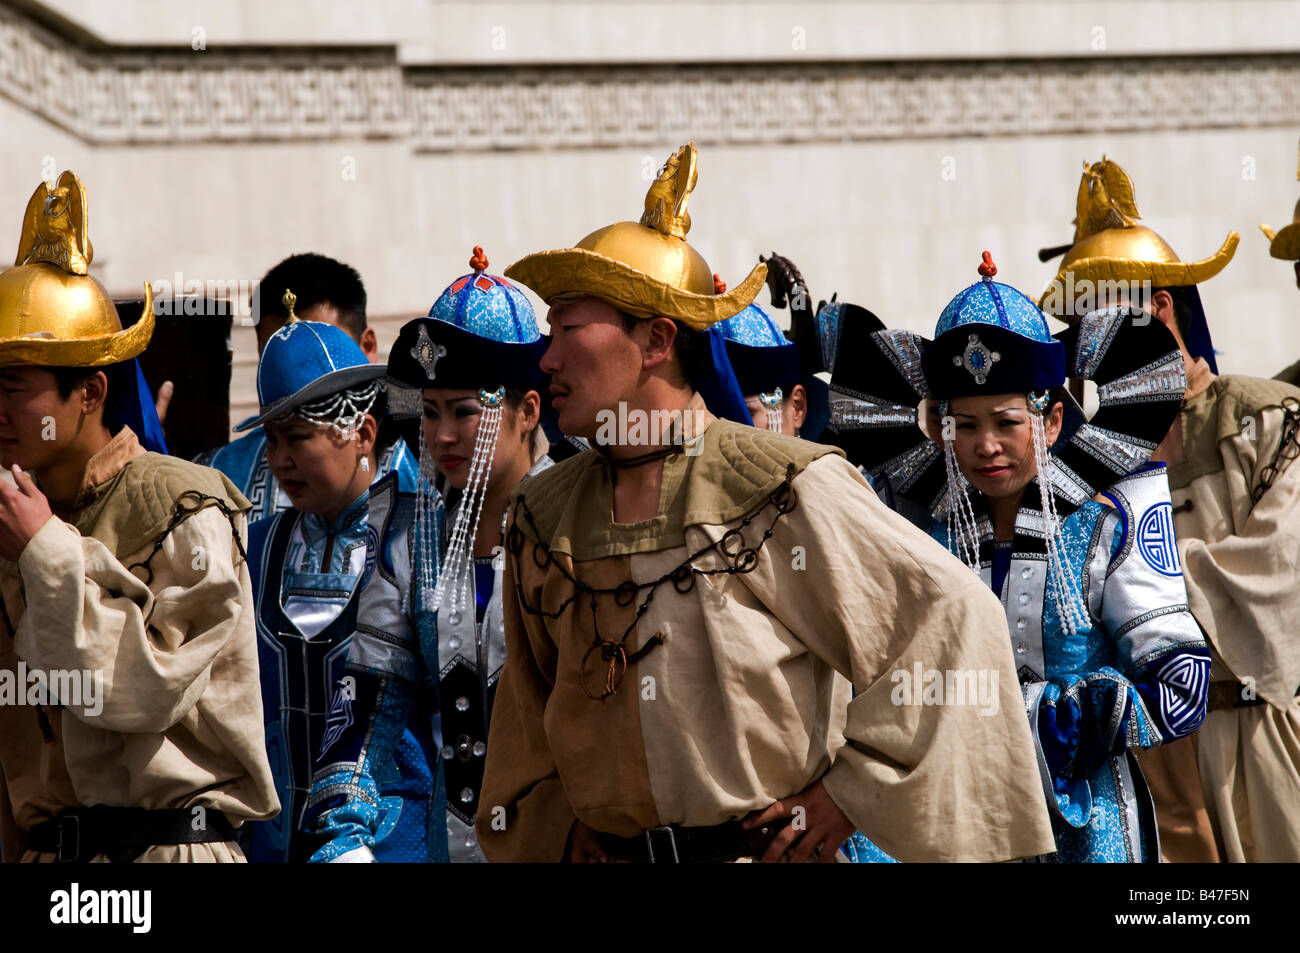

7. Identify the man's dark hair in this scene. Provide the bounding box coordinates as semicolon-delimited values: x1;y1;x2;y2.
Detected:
47;363;133;431
253;253;367;338
1154;285;1196;344
616;310;704;387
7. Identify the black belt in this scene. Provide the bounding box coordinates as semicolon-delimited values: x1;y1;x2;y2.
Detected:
28;805;239;863
1207;681;1282;712
594;818;791;863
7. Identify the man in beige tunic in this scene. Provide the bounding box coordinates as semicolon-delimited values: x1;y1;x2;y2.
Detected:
476;144;1055;863
1043;157;1300;862
1259;138;1300;386
0;172;278;862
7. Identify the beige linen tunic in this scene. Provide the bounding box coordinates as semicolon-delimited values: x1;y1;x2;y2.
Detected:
1139;368;1300;862
0;428;279;862
477;398;1055;862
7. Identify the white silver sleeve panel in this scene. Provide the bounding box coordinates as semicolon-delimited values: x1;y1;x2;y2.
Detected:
1098;465;1210;742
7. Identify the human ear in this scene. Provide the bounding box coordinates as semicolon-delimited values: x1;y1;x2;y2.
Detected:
361;327;379;363
641;317;679;370
356;414;378;455
520;390;541;436
918;398;944;445
1151;290;1176;331
1045;401;1064;445
790;383;808;430
80;371;109;417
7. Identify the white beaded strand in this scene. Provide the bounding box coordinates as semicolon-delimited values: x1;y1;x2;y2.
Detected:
942;436;981;575
432;387;504;622
289;379;384;439
759;388;784;433
1029;401;1088;635
415;424;443;611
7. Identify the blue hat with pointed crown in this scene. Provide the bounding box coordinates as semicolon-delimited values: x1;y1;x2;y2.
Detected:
236;293;383;431
920;251;1066;400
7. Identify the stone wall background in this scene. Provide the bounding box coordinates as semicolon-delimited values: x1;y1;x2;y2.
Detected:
1;0;1297;438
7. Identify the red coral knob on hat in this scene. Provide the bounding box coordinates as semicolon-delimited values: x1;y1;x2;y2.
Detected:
713;272;727;294
978;251;997;279
469;246;489;272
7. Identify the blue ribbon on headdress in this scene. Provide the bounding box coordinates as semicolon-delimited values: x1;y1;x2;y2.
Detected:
692;324;754;426
107;358;169;455
1171;284;1219;375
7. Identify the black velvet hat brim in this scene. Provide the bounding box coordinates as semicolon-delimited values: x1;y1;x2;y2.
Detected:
921;324;1065;400
387;318;547;393
724;340;802;397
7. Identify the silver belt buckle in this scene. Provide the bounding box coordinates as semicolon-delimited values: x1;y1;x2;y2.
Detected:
644;825;679;863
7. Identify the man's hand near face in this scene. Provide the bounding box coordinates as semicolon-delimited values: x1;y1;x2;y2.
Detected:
0;464;53;561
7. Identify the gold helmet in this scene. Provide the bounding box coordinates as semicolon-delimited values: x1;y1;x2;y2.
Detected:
0;171;153;367
1040;157;1238;312
505;142;766;330
1259;138;1300;261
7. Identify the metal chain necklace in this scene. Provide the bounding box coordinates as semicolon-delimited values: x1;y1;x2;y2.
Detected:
507;463;801;701
128;490;249;584
1252;397;1300;503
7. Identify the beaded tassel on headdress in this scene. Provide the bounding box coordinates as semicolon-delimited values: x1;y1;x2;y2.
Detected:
433;386;504;621
415;423;443;610
939;401;981;575
290;379;384;438
759;388;784;433
1027;393;1089;635
427;245;507;622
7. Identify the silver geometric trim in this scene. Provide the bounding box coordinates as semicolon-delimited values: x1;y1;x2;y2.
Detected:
1073;308;1128;380
5;5;1300;149
874;330;930;398
828;393;917;430
1097;354;1187;405
879;439;942;495
1070;423;1156;474
1042;455;1093;507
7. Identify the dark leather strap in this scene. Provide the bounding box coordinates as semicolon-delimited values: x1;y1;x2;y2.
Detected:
1207;681;1268;712
594;818;791;863
28;805;239;863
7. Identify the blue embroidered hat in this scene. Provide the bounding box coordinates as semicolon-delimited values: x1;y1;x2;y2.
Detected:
920;252;1066;400
236;295;383;431
716;301;802;397
388;246;546;392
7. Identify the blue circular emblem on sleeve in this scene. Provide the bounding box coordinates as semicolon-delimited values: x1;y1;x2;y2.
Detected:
1137;502;1181;576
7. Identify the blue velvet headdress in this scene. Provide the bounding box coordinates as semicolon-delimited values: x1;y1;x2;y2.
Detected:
716;300;802;432
390;247;546;625
828;253;1185;637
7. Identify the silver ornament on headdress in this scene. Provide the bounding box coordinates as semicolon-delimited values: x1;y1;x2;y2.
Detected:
953;333;1001;386
758;387;784;433
272;378;385;441
412;323;448;380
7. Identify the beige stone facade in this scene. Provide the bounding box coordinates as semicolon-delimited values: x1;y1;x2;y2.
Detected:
1;1;1298;436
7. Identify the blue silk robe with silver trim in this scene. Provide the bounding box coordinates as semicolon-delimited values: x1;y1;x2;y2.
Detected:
850;464;1209;862
989;465;1210;862
304;457;553;863
244;451;430;863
